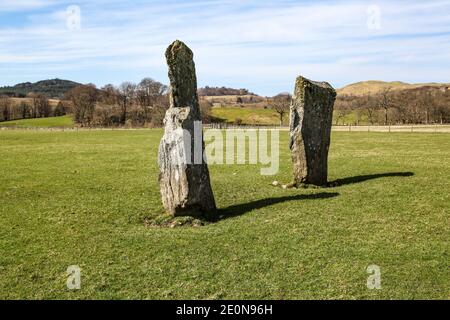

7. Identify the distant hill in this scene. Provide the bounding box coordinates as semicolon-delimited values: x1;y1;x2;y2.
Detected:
337;80;450;96
0;79;82;99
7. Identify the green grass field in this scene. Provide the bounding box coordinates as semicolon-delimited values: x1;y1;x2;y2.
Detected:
0;116;74;128
0;110;375;129
211;106;283;125
211;107;374;126
0;129;449;299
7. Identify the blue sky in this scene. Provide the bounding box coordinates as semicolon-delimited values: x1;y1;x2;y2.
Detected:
0;0;449;96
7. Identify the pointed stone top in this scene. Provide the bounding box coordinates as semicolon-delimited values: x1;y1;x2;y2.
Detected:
295;75;335;94
165;40;199;111
165;40;193;63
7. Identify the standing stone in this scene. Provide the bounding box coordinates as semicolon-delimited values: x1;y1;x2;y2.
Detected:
289;76;336;186
158;40;216;217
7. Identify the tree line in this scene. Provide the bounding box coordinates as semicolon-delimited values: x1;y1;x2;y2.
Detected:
2;81;450;126
0;93;66;122
64;78;168;127
65;78;213;127
198;86;254;96
0;77;213;126
335;87;450;125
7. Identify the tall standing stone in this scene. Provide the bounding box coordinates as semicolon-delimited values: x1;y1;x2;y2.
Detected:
158;40;216;217
289;76;336;186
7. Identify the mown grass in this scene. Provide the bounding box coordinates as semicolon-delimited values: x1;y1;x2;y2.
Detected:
0;110;385;129
0;129;448;299
0;116;74;128
211;106;282;125
211;106;376;126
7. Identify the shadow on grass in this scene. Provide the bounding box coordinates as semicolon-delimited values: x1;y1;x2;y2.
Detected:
211;192;340;222
328;172;414;187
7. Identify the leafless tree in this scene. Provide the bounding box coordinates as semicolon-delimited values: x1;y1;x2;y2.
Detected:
100;84;119;106
334;95;354;125
365;93;378;125
271;94;291;125
18;101;31;119
27;92;39;118
66;84;98;126
118;82;137;125
53;101;67;117
0;96;12;121
379;88;392;125
137;78;167;122
35;94;51;118
137;78;167;107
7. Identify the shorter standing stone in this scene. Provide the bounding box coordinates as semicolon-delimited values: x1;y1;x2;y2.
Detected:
289;76;336;186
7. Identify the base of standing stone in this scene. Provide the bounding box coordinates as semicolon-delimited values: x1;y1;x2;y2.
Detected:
289;76;336;187
158;107;216;219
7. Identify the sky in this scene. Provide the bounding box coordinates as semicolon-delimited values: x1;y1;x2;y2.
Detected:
0;0;449;96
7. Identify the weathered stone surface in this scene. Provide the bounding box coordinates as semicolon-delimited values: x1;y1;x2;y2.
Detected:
289;76;336;186
158;40;216;217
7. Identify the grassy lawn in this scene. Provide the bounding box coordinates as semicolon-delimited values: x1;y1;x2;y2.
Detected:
0;129;448;299
210;106;376;126
0;116;74;128
211;106;282;125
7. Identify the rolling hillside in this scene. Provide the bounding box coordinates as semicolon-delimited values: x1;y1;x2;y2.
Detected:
0;116;73;128
337;80;450;96
0;79;81;99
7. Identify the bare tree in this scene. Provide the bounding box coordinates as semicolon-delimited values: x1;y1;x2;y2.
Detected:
334;95;354;125
18;101;31;119
100;84;119;106
27;92;39;118
137;78;167;107
271;93;291;125
66;84;98;126
325;87;450;125
434;89;450;124
53;101;67;117
0;96;12;121
379;88;392;125
365;93;378;125
137;78;167;123
415;90;438;124
118;82;136;125
35;94;51;118
351;95;366;125
391;90;409;124
93;79;169;127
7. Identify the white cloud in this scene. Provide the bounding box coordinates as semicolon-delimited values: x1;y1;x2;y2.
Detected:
0;0;450;94
0;0;55;12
